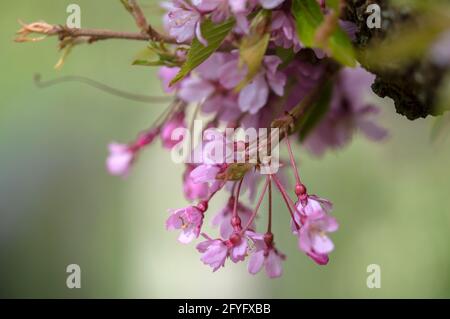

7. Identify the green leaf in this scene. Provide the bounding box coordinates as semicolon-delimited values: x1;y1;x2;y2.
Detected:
235;10;272;90
292;0;323;47
132;42;184;68
327;28;357;67
170;18;235;85
291;0;356;67
132;46;157;63
298;80;333;140
216;163;253;181
236;33;270;90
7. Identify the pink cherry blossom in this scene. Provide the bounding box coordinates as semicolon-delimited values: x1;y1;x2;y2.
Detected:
177;52;286;117
106;143;134;177
238;56;286;114
304;67;387;156
158;66;180;93
271;10;302;52
228;0;247;13
248;249;284;277
292;194;333;231
196;239;228;271
247;231;285;278
298;212;338;264
178;76;216;102
183;164;210;201
259;0;285;10
106;129;159;177
290;192;338;265
166;205;205;243
192;0;223;12
239;73;270;114
99;0;397;278
299;212;338;252
160;111;186;149
306;250;329;265
178;53;245;120
212;197;254;238
190;164;222;183
228;0;284;11
298;194;333;218
165;0;206;45
229;235;248;262
194;0;233;24
196;233;248;271
294;197;339;265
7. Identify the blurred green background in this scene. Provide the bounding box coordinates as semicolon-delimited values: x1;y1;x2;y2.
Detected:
1;1;450;298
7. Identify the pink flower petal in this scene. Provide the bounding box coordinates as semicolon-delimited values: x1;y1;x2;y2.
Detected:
248;250;265;275
265;250;283;278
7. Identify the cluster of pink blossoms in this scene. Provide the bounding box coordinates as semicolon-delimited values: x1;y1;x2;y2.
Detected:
106;0;387;278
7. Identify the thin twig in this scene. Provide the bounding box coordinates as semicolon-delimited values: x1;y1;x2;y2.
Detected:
122;0;167;42
125;0;150;33
16;22;177;44
33;73;172;103
58;26;176;43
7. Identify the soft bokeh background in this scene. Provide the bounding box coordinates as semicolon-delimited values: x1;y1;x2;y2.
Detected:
1;0;450;298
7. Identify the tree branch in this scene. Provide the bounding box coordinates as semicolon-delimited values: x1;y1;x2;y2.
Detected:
121;0;167;42
15;21;178;44
122;0;149;32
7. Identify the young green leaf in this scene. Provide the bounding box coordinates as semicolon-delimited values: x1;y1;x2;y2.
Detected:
235;10;271;90
170;18;235;85
327;27;357;67
292;0;323;47
291;0;356;67
132;43;181;67
132;46;157;64
236;33;270;90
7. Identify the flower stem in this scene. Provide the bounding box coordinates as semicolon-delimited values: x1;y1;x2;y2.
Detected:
232;177;245;219
272;174;300;230
267;176;272;233
241;176;270;233
284;132;302;186
206;182;225;203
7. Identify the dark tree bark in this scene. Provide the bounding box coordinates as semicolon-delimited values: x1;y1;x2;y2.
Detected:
344;0;449;120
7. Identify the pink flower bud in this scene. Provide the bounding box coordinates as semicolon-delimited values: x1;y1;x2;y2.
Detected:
106;143;134;177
